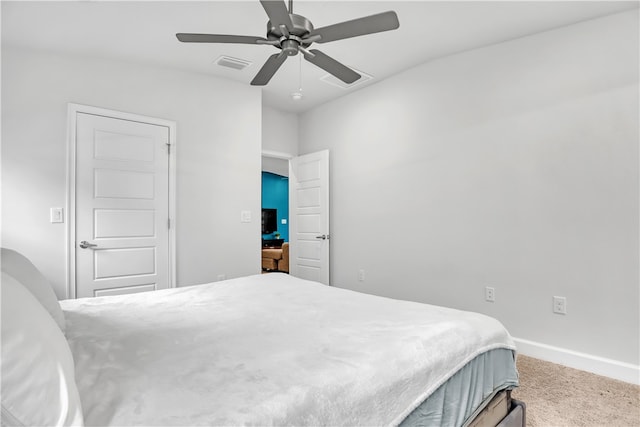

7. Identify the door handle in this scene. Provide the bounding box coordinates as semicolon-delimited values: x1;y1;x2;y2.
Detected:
315;234;329;240
79;240;98;249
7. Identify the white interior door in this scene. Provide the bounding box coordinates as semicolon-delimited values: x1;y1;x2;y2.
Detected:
289;150;330;285
74;111;172;298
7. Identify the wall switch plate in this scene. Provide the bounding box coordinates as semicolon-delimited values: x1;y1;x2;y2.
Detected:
240;210;251;223
553;296;567;314
485;286;495;302
50;207;64;223
281;219;287;224
358;269;365;282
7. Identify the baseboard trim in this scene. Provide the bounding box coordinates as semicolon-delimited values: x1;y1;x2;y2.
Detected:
513;337;640;385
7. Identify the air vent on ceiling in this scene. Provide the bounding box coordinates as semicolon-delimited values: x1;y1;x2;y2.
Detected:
215;55;252;70
320;69;373;90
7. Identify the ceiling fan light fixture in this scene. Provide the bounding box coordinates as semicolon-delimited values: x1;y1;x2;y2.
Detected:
290;91;303;101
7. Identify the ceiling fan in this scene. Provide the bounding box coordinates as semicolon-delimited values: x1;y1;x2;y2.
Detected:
176;0;399;86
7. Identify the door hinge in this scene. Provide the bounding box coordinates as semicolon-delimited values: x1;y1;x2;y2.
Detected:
167;218;171;229
166;143;171;155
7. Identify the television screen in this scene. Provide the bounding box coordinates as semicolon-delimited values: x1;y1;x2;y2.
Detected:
262;208;277;235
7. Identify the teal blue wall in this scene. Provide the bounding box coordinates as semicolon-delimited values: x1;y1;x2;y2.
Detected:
261;172;289;241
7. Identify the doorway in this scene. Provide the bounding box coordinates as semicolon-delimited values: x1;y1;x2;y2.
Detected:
261;150;331;285
261;155;290;273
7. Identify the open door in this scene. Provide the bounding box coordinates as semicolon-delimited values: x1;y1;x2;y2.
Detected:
289;150;330;285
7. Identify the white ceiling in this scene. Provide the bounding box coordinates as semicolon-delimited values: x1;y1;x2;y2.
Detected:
2;1;638;113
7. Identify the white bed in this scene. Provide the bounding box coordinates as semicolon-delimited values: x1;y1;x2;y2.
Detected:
1;248;522;427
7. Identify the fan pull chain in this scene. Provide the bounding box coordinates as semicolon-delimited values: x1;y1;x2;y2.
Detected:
291;55;303;101
298;54;302;92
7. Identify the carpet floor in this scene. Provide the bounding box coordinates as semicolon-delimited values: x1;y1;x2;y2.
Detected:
511;355;639;426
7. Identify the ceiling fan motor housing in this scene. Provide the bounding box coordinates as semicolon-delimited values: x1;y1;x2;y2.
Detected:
267;13;315;54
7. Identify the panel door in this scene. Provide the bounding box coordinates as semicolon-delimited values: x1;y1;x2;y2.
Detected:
289;150;330;284
75;113;170;298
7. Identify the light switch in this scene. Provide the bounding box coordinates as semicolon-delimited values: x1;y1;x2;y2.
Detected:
281;219;287;224
50;208;64;223
240;210;252;223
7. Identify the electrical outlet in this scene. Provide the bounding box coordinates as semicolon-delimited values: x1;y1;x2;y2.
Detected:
553;296;567;315
358;269;365;282
485;286;495;302
217;274;226;281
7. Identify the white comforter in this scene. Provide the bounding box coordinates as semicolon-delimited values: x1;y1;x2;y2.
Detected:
61;273;515;426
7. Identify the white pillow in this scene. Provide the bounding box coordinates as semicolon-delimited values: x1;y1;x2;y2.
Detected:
1;248;66;331
1;272;84;427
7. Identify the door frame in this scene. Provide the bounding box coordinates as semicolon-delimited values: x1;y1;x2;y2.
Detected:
261;149;331;285
261;149;293;161
66;103;177;299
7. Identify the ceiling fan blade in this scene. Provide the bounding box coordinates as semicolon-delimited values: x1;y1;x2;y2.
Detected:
303;49;361;84
176;33;268;44
251;53;288;86
309;11;399;44
259;0;294;31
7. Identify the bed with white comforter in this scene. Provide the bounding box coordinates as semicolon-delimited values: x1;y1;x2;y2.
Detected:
57;273;518;426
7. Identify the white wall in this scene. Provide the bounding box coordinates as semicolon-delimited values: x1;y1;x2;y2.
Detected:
299;11;639;368
262;106;299;157
1;47;263;298
262;156;289;177
262;106;298;175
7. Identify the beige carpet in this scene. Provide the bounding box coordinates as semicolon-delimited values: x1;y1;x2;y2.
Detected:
511;355;640;426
